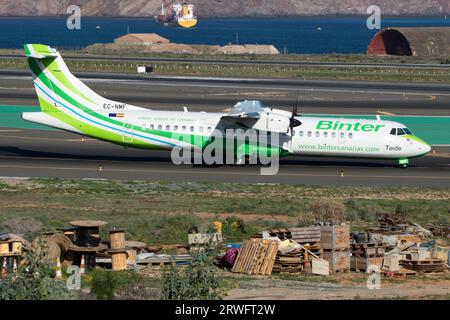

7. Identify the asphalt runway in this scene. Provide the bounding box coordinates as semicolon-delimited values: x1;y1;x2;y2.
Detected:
0;71;448;186
1;70;450;115
0;129;448;187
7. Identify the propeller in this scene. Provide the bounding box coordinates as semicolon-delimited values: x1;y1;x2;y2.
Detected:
289;94;302;135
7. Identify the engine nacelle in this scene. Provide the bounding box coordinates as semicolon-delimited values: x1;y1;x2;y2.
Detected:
252;108;291;133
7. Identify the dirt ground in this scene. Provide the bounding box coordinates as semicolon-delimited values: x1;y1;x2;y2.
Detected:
224;272;450;300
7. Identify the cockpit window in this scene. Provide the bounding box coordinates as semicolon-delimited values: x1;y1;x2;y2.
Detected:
397;128;405;136
390;128;396;135
403;128;412;135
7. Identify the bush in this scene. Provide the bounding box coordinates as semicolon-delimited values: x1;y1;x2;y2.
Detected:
162;249;226;300
0;242;71;300
88;269;159;300
299;198;346;225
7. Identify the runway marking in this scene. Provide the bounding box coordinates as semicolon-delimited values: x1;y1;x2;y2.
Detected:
79;79;450;97
0;164;447;180
0;134;98;142
377;110;396;116
0;129;22;132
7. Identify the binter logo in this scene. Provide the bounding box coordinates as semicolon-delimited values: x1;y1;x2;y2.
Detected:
316;120;385;132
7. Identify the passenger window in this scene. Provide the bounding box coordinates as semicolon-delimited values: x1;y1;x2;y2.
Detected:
390;128;396;135
348;133;353;139
324;132;328;138
166;125;170;131
190;126;195;132
157;124;162;130
332;132;336;138
307;131;312;137
150;124;154;130
207;127;212;132
315;132;320;138
340;132;345;138
174;125;178;131
182;126;187;132
299;131;304;137
199;126;203;133
397;128;405;136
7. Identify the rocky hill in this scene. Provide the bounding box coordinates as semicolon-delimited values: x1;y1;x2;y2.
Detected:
1;0;449;17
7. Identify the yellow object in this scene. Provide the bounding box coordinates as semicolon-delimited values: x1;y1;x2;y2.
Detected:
213;221;222;233
177;18;197;28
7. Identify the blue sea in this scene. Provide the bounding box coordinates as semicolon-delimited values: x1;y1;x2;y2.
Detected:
1;16;450;53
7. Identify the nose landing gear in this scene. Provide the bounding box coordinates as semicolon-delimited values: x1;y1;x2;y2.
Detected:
398;158;409;168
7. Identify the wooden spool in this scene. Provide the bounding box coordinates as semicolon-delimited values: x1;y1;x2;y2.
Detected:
110;250;127;271
11;242;22;254
126;249;137;266
0;243;9;255
109;228;126;250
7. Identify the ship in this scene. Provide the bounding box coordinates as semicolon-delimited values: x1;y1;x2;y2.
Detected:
155;2;198;28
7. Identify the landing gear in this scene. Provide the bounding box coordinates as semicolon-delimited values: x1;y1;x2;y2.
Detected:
235;154;258;166
398;158;409;168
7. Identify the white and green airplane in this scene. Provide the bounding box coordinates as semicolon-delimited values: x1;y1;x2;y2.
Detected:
22;44;431;168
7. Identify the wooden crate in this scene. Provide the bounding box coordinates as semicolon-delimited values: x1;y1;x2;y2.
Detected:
188;233;223;245
351;256;384;273
351;242;387;257
312;258;330;275
290;227;321;244
322;250;350;274
320;225;350;251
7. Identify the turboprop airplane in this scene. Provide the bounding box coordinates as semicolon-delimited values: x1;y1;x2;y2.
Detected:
22;44;431;168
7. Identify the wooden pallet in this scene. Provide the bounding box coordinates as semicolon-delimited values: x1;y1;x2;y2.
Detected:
382;268;418;278
232;239;278;275
290;227;321;244
400;259;446;273
351;256;384;272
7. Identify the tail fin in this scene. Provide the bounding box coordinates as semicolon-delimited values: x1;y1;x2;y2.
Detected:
24;44;144;114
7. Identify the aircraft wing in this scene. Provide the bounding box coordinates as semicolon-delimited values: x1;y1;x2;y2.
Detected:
221;100;264;125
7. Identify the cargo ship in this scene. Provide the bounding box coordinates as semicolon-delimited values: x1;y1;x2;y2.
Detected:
155;2;198;28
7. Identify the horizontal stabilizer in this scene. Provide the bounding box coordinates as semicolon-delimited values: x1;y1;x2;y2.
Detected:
24;44;58;59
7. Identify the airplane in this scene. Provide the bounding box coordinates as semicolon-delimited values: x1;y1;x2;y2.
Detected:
22;44;431;169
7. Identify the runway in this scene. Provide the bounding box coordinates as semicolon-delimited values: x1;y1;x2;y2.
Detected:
0;71;448;186
1;70;450;115
0;129;448;187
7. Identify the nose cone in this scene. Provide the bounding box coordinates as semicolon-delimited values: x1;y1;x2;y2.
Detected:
415;137;431;155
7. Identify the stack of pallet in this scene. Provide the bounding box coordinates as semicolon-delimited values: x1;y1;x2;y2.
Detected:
232;239;278;275
376;213;410;232
351;241;387;272
320;225;350;274
400;258;447;273
254;227;321;244
273;244;321;274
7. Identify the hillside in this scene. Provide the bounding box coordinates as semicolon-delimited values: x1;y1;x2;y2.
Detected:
0;0;449;17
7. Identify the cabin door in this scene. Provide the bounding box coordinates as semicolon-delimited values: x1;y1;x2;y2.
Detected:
123;123;134;143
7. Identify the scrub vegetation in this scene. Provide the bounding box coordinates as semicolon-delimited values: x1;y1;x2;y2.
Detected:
0;178;448;244
1;53;450;83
